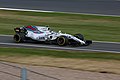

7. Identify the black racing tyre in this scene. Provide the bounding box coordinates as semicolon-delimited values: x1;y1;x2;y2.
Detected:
57;36;68;46
85;40;92;46
13;33;25;43
74;34;84;41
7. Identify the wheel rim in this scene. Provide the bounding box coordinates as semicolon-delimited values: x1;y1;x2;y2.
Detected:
57;37;65;46
14;34;20;42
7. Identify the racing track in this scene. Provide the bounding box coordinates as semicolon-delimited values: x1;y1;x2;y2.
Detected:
0;0;120;16
0;35;120;53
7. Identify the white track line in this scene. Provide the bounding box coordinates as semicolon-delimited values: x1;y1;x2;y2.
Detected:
0;42;120;53
0;8;54;13
93;41;120;44
0;7;120;17
0;34;13;37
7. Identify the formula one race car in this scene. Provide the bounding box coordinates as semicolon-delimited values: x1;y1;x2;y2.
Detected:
13;25;92;46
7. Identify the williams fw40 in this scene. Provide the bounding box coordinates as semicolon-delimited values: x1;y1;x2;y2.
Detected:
13;26;92;46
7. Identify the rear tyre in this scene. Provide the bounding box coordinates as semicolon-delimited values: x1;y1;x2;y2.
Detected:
13;33;25;43
74;34;84;41
57;36;68;46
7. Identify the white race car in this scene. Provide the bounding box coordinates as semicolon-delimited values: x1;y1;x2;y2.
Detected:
14;25;92;46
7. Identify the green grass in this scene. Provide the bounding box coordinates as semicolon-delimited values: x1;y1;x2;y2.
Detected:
0;47;120;60
0;10;120;42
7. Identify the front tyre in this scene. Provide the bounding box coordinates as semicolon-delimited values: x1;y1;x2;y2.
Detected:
57;36;68;46
13;33;25;43
84;40;92;46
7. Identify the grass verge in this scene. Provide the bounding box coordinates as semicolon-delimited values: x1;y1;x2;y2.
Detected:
0;47;120;74
0;47;120;60
0;10;120;42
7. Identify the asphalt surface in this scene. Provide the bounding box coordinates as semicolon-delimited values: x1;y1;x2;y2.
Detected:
0;0;120;16
0;35;120;53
